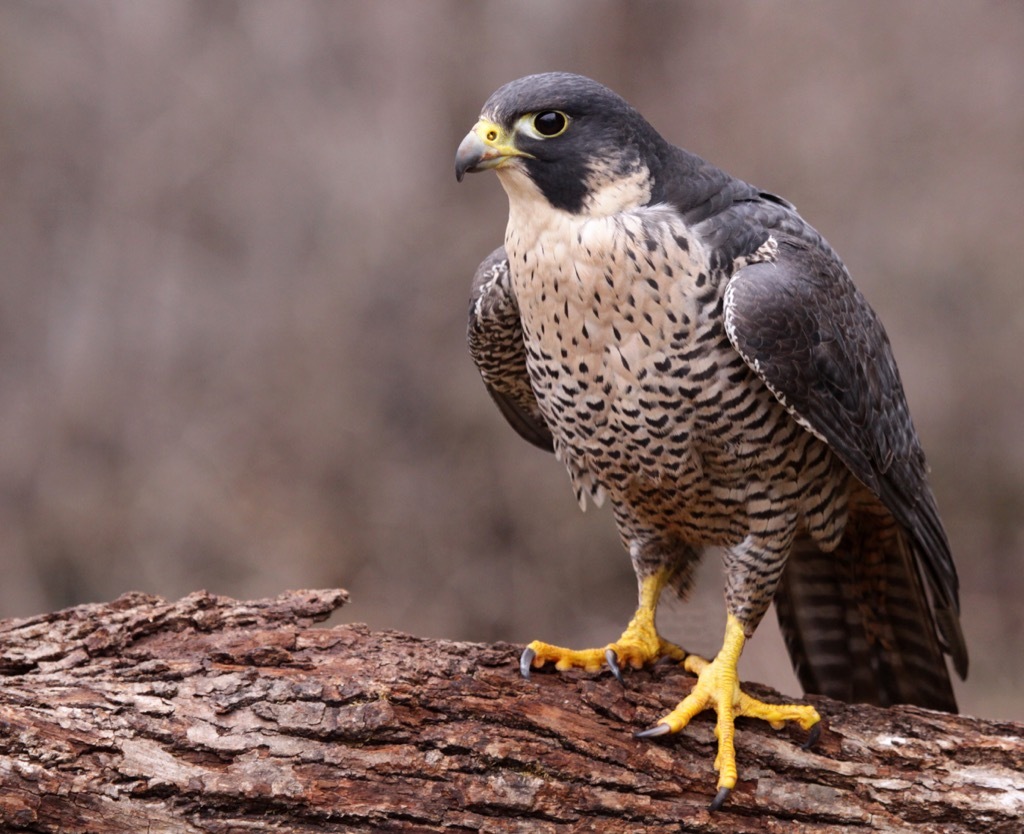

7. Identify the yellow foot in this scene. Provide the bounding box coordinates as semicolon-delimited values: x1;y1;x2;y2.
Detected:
636;615;821;812
520;569;686;683
520;633;687;683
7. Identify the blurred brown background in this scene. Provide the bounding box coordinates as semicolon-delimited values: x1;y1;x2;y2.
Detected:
0;1;1020;720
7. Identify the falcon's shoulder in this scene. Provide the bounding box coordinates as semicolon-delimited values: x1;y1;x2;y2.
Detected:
650;145;820;267
468;247;553;453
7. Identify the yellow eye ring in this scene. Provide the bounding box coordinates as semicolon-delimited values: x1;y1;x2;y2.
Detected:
531;110;569;138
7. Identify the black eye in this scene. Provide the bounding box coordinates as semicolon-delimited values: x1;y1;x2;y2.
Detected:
533;110;568;137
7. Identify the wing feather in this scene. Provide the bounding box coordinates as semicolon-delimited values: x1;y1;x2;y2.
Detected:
467;247;553;453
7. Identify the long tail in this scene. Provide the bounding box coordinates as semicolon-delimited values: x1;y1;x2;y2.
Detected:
774;503;961;712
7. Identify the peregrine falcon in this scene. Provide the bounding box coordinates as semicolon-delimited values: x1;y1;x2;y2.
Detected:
456;73;967;810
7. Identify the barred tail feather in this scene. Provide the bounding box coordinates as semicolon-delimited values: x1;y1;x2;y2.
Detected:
775;506;959;712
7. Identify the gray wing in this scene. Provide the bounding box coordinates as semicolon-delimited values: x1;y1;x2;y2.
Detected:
468;247;553;453
724;233;968;685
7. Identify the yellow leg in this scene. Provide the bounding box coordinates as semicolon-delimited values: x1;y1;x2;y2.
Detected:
521;569;687;680
637;613;821;810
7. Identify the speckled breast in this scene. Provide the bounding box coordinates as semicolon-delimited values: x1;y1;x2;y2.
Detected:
507;207;772;496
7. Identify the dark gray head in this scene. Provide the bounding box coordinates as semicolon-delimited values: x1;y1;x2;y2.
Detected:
455;73;670;214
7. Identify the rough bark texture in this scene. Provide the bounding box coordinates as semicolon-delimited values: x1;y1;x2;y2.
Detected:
0;590;1020;833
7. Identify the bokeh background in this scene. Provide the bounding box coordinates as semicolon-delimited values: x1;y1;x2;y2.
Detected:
1;1;1021;720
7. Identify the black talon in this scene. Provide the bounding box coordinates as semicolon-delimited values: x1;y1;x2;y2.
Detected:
634;722;671;739
709;786;731;812
605;648;625;685
802;721;822;750
519;647;536;679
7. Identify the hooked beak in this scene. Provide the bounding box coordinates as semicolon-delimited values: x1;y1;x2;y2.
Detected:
455;119;531;182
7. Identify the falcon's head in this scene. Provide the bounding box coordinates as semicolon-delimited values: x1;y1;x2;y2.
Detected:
455;73;668;216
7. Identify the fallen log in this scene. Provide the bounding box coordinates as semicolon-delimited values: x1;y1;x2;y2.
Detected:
0;589;1020;832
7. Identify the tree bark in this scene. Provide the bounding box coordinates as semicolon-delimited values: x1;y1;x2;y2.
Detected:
0;590;1019;833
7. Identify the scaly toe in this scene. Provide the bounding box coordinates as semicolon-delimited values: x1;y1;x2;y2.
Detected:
520;627;683;680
